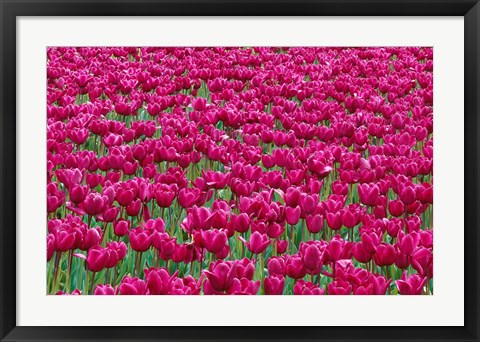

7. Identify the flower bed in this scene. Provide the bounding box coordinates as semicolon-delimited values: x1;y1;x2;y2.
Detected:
47;47;433;295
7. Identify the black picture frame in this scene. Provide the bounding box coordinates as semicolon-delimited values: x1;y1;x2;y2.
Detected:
1;1;479;341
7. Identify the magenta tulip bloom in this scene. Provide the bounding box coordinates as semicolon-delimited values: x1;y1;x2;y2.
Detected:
201;229;228;254
114;219;130;237
154;185;176;208
86;246;108;272
94;284;115;295
70;184;89;204
328;279;352;295
396;271;427;295
388;199;405;217
129;227;153;252
144;267;177;295
306;214;323;234
294;280;324;295
285;206;301;225
203;260;237;293
47;234;55;261
178;188;201;208
267;256;286;276
239;231;271;255
301;244;324;275
264;275;285;295
285;255;307;279
83;192;107;216
373;243;396;266
118;276;147;295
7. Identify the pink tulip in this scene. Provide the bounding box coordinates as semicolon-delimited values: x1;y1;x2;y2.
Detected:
294;280;324;295
118;276;147;295
114;219;130;237
201;229;228;254
83;192;107;216
373;243;396;266
86;246;108;272
306;214;323;234
70;185;89;204
144;267;177;295
178;188;201;208
154;184;176;208
239;231;271;255
396;271;427;295
328;279;352;295
94;284;115;295
264;275;285;295
203;260;237;293
285;206;301;225
267;256;286;276
388;199;405;217
301;243;325;275
129;227;153;252
285;255;307;279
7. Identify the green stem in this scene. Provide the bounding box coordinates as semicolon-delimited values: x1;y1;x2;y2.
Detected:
66;250;74;292
47;257;54;293
90;271;96;295
260;253;264;295
52;252;62;294
290;224;295;254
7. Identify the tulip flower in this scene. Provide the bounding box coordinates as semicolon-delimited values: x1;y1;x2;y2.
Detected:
144;267;177;295
328;279;352;295
235;258;256;280
264;275;285;295
70;185;89;204
94;284;115;295
306;214;323;234
203;260;237;293
285;206;301;225
178;188;201;208
154;184;176;208
118;276;147;295
47;234;56;261
83;192;107;217
294;280;324;295
267;256;286;276
114;219;130;237
373;243;396;266
129;227;153;252
238;231;271;255
201;229;228;254
285;255;307;279
228;278;261;295
86;246;108;272
301;243;325;275
388;199;405;217
276;240;288;255
396;271;427;295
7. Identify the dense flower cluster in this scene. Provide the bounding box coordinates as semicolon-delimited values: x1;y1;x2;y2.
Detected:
47;47;433;295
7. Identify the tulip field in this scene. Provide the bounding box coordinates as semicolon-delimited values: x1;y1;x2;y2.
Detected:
47;47;433;295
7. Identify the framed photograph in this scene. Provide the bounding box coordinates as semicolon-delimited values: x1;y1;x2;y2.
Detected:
1;0;478;341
